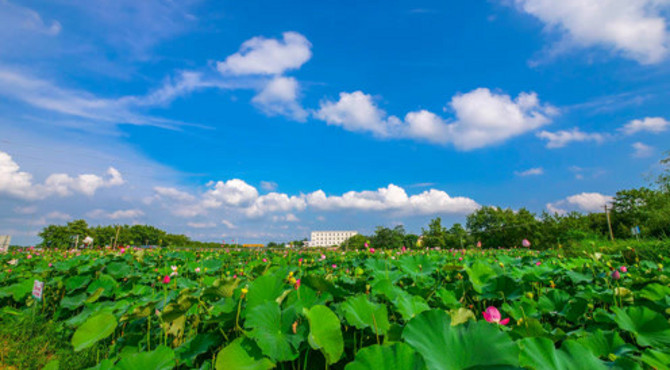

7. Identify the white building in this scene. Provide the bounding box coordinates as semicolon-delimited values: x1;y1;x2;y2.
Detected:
307;231;358;247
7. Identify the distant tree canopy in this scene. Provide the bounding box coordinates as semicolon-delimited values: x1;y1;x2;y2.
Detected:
38;221;214;248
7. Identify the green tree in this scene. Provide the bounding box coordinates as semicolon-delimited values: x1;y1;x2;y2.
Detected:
422;217;446;248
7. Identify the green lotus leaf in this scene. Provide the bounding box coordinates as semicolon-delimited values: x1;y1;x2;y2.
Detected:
115;345;175;370
340;294;390;335
215;338;274;370
612;306;670;347
245;300;299;362
519;337;607;370
466;261;496;294
402;309;519;370
71;312;117;352
345;343;425;370
304;304;344;365
246;273;286;310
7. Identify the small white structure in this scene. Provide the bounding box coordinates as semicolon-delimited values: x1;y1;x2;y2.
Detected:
307;231;358;247
0;235;10;253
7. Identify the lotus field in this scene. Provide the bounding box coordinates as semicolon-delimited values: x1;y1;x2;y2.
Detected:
1;246;669;369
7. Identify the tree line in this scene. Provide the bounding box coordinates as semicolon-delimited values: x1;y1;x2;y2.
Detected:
37;153;669;250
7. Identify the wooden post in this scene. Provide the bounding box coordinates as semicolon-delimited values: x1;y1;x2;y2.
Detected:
604;205;615;241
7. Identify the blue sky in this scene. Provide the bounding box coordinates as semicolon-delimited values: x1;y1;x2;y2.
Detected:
1;0;670;244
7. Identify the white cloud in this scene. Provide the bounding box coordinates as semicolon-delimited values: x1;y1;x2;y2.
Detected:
547;192;613;214
217;32;312;75
252;76;307;121
315;91;398;136
46;211;71;220
245;192;307;218
536;128;605;148
187;222;217;229
153;186;196;202
620;117;670;135
515;167;544;176
0;150;124;200
14;205;37;215
272;213;300;223
306;184;479;215
314;88;555;150
632;142;654;158
445;89;556;150
221;219;237;229
87;208;144;220
514;0;670;64
0;1;61;36
259;181;278;191
204;179;259;207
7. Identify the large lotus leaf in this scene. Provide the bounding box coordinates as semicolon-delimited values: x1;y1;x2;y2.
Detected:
638;283;670;302
245;301;299;362
0;279;34;302
340;294;390;335
246;273;286;310
402;309;519;370
538;289;570;315
61;293;88;310
86;274;117;297
203;277;239;299
371;278;404;302
71;312;117;352
436;289;459;308
304;305;344;365
575;330;627;358
465;261;496;294
397;255;436;278
564;270;593;284
639;349;670;369
519;337;607;370
215;338;274;370
393;292;430;321
176;333;219;366
612;306;670;347
65;275;92;292
106;262;132;279
483;275;522;300
301;274;348;298
115;345;175;370
345;343;425;370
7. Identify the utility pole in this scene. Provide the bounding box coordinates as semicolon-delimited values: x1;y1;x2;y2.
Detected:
604;205;615;241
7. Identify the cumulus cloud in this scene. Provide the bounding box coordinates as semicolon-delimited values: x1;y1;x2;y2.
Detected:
536;128;605;148
0;150;124;200
514;0;670;64
620;117;670;135
216;32;312;75
221;219;237;229
153;186;196;202
187;222;217;229
515;167;544;176
314;88;555;150
245;192;307;218
87;209;144;220
306;184;479;215
315;91;398;136
252;76;308;121
632;142;654;158
547;192;613;214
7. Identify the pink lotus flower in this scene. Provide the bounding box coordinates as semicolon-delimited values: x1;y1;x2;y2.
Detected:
163;275;171;284
402;246;407;252
458;257;463;261
294;278;301;290
620;266;627;273
482;306;509;325
522;239;531;248
48;263;53;267
27;254;32;259
233;274;237;279
535;261;541;266
612;270;621;280
369;248;375;254
195;267;201;273
332;264;337;269
262;258;267;263
477;241;482;248
298;258;303;263
364;242;369;248
119;248;125;254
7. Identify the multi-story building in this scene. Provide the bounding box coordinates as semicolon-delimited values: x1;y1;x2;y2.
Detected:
307;231;358;247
